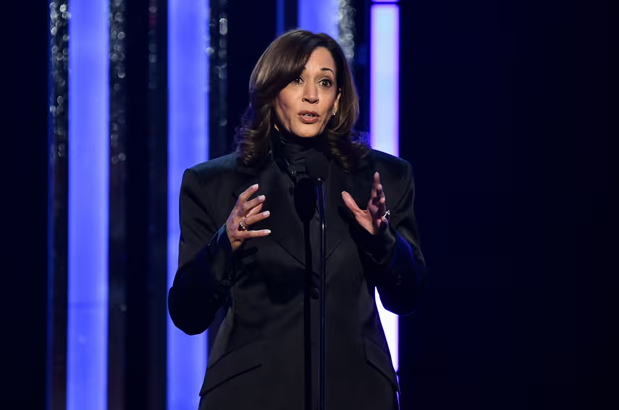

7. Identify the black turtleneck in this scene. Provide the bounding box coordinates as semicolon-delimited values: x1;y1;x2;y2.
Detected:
272;127;395;265
273;128;329;179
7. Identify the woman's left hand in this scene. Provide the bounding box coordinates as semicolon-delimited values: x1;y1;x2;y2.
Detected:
342;172;389;235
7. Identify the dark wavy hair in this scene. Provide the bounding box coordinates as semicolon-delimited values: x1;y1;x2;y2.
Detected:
234;29;370;172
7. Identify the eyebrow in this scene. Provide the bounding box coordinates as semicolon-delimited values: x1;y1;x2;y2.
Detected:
321;68;335;75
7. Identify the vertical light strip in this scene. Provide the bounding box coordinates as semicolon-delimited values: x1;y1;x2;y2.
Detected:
371;1;400;371
298;0;339;39
370;3;399;156
67;1;109;410
167;1;209;409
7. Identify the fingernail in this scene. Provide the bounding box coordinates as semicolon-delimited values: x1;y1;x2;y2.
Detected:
263;211;270;216
258;195;265;201
251;184;259;189
265;229;271;234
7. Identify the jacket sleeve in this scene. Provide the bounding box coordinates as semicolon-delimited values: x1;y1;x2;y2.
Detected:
354;161;427;315
167;168;236;335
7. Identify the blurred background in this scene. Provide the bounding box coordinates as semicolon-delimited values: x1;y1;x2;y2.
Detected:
1;0;614;409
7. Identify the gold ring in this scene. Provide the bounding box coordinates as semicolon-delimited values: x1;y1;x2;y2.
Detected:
382;210;390;219
238;220;248;231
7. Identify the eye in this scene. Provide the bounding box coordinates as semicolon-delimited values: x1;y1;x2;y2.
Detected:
291;77;303;85
319;79;333;87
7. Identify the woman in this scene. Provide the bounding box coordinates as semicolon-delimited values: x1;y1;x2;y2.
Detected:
168;29;426;410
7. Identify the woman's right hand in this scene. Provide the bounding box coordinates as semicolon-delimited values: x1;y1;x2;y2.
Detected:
226;184;271;252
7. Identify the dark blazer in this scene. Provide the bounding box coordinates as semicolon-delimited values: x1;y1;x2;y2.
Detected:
168;149;426;410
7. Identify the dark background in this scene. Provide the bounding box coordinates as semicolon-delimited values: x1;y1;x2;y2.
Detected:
398;1;614;409
2;0;613;409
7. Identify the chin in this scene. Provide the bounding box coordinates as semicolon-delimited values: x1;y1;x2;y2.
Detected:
296;132;319;138
294;125;324;138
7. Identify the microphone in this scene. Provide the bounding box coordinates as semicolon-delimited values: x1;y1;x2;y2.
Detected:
304;153;329;410
293;153;328;223
305;153;329;182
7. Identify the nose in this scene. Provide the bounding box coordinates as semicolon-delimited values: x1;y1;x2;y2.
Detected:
303;83;318;104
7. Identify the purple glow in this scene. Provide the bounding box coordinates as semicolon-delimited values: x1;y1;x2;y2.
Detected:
67;1;109;409
371;3;400;371
167;1;209;409
298;0;339;38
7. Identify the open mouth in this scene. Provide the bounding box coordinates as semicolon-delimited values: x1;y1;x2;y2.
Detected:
299;111;320;124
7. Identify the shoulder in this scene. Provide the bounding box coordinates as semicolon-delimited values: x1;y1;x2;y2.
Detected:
366;150;417;206
180;153;243;195
367;149;413;181
188;153;239;179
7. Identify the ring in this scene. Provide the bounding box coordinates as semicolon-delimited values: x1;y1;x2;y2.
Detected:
382;210;390;219
238;220;248;231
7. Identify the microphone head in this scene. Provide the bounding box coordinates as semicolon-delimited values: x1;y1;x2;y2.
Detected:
305;153;329;181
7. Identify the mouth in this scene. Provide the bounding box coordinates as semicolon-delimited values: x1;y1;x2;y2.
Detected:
298;111;320;124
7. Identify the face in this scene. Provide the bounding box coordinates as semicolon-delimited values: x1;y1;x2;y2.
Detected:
274;47;341;138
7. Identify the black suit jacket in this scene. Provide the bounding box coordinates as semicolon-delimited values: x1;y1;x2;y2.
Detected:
168;150;426;410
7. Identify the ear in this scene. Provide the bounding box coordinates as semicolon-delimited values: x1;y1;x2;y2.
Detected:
332;89;342;115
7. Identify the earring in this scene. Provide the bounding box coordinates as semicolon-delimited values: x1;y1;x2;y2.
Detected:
332;111;336;116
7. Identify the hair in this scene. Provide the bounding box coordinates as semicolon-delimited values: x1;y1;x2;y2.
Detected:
234;29;370;172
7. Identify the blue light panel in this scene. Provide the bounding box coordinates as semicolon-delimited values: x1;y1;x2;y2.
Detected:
167;1;209;409
67;1;109;409
371;3;400;371
298;0;339;39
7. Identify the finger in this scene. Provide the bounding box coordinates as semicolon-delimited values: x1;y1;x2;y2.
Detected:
368;191;387;215
238;229;271;239
379;216;389;228
238;183;259;202
245;202;264;218
377;196;387;216
232;184;260;220
375;183;384;198
341;191;361;213
244;210;270;226
370;173;378;200
371;186;383;205
370;196;387;222
373;172;382;195
239;194;266;217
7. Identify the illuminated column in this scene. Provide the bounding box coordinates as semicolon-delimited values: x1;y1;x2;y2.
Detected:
370;0;401;371
67;1;109;409
298;0;339;39
167;1;210;409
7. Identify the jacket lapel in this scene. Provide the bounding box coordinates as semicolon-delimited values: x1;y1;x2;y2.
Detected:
261;164;307;265
233;161;307;266
232;155;376;266
324;157;374;259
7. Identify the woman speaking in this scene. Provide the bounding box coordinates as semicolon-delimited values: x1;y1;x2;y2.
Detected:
168;29;426;410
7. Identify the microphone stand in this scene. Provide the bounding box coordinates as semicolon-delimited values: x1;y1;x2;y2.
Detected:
315;178;327;410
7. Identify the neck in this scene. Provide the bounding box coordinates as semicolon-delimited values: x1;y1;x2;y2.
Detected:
277;126;323;145
274;126;326;149
272;126;329;165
